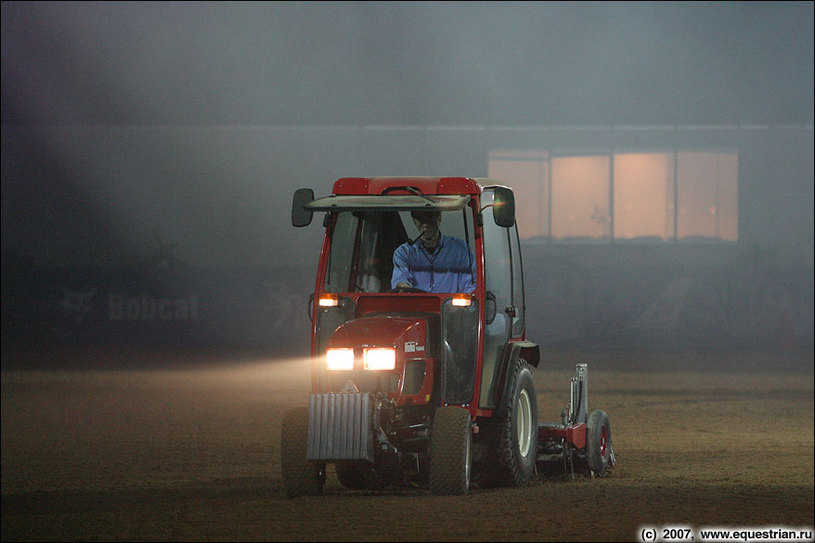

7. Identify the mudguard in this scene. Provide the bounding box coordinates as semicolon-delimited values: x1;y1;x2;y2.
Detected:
493;341;539;419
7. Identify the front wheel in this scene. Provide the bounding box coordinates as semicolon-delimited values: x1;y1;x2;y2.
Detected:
280;407;325;498
586;409;613;477
429;406;472;495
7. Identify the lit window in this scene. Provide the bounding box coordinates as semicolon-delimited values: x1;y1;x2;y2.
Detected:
613;152;675;240
677;152;738;241
550;154;610;240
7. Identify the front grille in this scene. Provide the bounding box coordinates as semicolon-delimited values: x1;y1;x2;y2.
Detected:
306;392;374;462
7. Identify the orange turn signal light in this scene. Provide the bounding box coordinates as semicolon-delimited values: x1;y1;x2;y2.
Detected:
318;294;340;307
451;294;472;307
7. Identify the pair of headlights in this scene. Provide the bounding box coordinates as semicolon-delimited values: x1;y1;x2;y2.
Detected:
325;347;396;371
319;294;472;307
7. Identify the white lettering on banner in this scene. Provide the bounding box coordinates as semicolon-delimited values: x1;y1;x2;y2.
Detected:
60;287;97;322
108;292;199;321
261;282;310;335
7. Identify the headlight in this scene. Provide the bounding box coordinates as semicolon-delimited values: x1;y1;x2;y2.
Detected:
363;348;396;371
326;348;354;370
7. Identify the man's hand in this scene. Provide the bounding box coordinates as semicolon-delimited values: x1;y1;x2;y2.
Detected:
395;282;412;289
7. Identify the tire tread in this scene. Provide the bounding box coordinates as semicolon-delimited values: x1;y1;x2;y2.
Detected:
281;407;325;498
429;407;472;495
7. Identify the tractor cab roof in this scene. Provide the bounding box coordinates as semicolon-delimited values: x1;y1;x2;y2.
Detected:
304;177;483;211
292;177;513;226
332;177;484;196
305;177;497;212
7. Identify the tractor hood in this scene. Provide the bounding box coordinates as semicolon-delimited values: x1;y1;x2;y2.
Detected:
328;316;427;355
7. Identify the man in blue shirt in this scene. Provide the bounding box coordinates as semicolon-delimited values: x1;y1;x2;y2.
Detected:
391;210;476;293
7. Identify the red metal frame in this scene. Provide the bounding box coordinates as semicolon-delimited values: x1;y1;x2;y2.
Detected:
538;423;587;450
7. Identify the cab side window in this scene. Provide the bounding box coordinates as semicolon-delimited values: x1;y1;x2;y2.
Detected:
509;223;525;337
479;190;513;408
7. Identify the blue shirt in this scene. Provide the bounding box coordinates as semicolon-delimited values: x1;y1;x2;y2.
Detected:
391;235;476;293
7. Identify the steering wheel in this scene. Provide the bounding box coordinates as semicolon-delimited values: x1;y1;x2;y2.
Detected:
387;286;428;293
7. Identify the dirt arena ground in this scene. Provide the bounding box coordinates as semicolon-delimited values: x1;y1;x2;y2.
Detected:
2;346;813;542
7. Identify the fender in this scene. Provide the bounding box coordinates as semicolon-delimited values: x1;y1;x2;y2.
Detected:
493;340;540;419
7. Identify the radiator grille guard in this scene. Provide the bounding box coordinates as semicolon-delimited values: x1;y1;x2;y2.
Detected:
306;393;375;463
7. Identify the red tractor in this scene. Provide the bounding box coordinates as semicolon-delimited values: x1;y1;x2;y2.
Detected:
282;177;614;496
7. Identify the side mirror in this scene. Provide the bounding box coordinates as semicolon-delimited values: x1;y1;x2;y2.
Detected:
485;291;497;325
492;186;515;227
291;188;314;227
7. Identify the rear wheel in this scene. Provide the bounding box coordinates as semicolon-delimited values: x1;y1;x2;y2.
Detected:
429;406;472;495
280;407;325;498
586;409;612;477
492;359;538;487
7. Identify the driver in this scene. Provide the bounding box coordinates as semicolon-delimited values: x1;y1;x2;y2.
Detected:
391;210;476;293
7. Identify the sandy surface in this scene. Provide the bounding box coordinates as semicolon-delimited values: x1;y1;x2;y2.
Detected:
2;347;813;541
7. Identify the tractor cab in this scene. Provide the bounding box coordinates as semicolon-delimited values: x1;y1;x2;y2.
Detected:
292;177;536;416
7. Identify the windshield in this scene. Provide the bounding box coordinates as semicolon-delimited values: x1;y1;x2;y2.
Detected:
324;207;477;293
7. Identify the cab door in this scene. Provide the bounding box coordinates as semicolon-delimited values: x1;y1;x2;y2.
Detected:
479;188;522;409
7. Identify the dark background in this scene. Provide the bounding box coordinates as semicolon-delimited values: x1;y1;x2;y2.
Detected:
2;1;813;359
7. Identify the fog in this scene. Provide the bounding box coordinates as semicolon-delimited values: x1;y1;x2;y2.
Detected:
2;2;813;353
3;2;813;126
